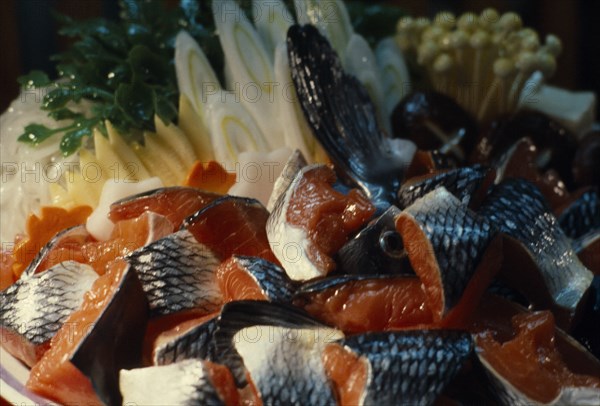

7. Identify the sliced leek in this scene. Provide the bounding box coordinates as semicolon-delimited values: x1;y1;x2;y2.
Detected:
205;92;271;167
376;37;412;117
344;33;389;132
178;94;214;162
212;0;282;147
253;0;294;57
293;0;353;58
174;30;221;121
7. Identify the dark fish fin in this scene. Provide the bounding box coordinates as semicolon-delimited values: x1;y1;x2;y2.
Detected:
212;300;328;387
295;274;414;297
287;24;407;206
398;165;495;210
71;265;149;406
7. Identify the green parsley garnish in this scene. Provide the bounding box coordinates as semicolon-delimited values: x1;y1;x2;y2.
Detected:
18;0;222;156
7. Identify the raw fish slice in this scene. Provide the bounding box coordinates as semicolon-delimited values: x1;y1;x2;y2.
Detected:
109;186;220;227
266;149;307;212
213;300;343;405
267;164;375;281
472;296;600;405
125;230;222;316
323;330;473;406
22;225;90;277
479;178;593;328
0;261;97;367
397;165;495;210
183;195;278;263
217;256;295;303
396;187;498;321
287;24;415;210
27;261;148;406
337;206;413;276
294;274;432;332
120;359;238;406
558;188;600;239
152;313;219;366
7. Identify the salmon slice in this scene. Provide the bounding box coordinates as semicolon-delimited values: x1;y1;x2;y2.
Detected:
183;196;278;263
0;261;97;367
27;261;148;405
213;300;343;404
294;275;433;333
109;186;220;227
21;225;92;277
124;229;222;316
267;164;375;281
396;187;497;321
217;256;295;303
474;310;600;404
322;331;473;406
152;312;219;366
82;211;174;275
142;310;215;365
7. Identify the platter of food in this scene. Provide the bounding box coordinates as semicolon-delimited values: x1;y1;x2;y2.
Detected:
1;0;599;405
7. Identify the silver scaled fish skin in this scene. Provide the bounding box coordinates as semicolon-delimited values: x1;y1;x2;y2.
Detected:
479;178;593;318
125;229;222;316
337;330;473;405
1;261;97;346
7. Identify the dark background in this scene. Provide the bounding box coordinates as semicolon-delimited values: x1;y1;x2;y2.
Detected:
1;0;599;112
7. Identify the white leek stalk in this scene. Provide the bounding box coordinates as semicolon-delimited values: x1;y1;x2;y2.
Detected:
205;92;271;167
212;0;282;147
253;0;294;57
174;30;221;121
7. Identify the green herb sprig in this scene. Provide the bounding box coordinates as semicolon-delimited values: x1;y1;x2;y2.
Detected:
18;0;222;156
